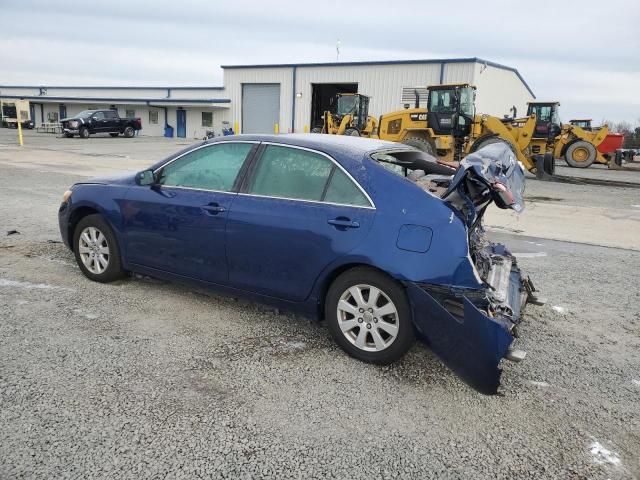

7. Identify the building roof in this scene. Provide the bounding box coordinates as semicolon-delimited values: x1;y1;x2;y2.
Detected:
221;57;535;98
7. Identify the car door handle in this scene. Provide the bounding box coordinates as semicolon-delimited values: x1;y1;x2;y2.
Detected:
201;203;226;215
328;218;360;229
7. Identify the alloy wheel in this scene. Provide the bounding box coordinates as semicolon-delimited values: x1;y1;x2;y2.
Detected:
336;284;399;352
78;226;110;274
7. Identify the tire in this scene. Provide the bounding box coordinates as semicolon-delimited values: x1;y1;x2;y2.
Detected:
64;133;74;138
401;136;435;156
72;214;126;283
79;127;90;139
470;136;517;155
310;127;323;134
109;132;119;137
123;126;135;138
564;140;596;168
344;128;360;136
325;267;415;365
543;152;555;175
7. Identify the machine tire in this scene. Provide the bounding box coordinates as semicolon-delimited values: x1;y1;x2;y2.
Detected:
123;126;135;138
79;127;90;139
401;137;435;156
564;141;596;168
470;136;513;153
109;132;119;137
325;267;414;365
344;128;360;136
310;127;323;134
543;153;555;175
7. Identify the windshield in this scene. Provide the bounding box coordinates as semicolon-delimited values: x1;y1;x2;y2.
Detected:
428;89;456;113
528;104;560;124
428;87;474;116
336;95;358;116
75;110;96;118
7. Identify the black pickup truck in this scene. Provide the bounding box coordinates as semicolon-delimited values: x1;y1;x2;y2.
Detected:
61;109;142;138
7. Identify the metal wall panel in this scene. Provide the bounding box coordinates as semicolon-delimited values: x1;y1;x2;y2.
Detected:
223;68;292;132
472;63;535;118
293;63;443;132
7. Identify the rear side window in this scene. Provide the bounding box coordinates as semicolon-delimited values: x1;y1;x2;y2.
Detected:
158;143;253;191
248;145;333;201
324;168;370;207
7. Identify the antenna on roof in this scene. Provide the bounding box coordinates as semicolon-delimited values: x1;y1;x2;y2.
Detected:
336;39;341;62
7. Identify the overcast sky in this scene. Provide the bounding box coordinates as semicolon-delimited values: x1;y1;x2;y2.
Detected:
1;0;639;124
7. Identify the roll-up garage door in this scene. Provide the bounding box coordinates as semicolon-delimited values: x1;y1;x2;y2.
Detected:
241;83;280;134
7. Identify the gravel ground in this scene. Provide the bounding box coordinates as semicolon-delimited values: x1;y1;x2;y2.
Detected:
1;134;639;479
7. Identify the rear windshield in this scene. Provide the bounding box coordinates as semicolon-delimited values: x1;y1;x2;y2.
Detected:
370;150;454;178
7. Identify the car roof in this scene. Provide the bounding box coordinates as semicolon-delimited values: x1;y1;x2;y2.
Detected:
210;133;404;157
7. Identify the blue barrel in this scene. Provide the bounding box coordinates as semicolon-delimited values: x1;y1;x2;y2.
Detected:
164;125;174;138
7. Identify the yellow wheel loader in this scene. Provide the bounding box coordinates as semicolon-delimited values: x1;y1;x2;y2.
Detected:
311;93;377;137
526;102;609;168
376;84;553;176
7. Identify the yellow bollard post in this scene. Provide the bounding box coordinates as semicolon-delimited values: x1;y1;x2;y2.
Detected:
234;121;239;135
17;119;24;146
274;123;279;134
304;125;309;133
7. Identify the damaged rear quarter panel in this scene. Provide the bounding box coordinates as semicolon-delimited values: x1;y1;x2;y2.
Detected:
406;283;514;395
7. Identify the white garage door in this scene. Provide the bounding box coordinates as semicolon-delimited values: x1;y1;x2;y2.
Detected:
242;83;280;134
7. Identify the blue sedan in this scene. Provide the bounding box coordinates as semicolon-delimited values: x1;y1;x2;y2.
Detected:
58;134;541;394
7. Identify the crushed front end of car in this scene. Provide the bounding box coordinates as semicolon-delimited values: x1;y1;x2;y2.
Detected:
406;142;544;394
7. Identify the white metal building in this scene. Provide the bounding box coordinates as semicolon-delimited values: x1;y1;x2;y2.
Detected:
0;57;534;138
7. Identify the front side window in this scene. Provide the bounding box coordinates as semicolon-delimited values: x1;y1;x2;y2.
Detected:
459;87;475;117
202;112;213;127
158;143;253;192
248;145;370;207
93;111;105;120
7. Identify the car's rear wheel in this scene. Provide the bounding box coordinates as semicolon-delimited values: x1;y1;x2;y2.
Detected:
73;214;126;283
123;126;135;138
325;267;414;364
109;132;119;137
79;127;90;139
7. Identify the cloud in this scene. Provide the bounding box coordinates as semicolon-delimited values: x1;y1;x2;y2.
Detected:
1;0;638;123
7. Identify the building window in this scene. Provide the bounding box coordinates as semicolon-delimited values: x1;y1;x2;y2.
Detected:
126;109;135;118
47;112;59;122
149;110;159;125
202;111;213;127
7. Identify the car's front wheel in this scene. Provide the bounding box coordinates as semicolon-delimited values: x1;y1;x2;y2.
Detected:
79;127;90;139
73;214;126;283
325;267;414;364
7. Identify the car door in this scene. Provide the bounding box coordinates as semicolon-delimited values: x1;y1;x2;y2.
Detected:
226;143;376;302
122;141;257;284
91;111;108;132
104;110;119;132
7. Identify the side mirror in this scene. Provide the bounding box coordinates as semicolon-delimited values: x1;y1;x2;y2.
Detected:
136;169;156;186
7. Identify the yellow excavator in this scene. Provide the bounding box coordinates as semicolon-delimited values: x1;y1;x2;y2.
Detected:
376;83;554;177
311;93;377;137
526;102;609;168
